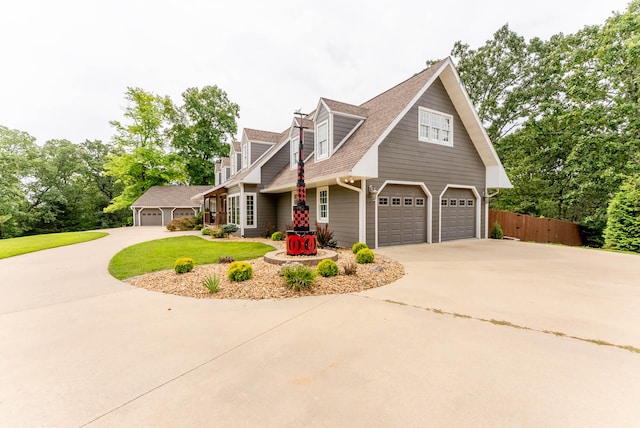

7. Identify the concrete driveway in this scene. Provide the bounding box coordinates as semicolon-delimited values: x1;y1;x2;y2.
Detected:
1;229;639;427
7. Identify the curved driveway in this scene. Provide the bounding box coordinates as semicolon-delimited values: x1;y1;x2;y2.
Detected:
1;228;639;427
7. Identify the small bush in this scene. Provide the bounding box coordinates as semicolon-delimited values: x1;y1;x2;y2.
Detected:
222;223;238;235
202;227;211;236
316;222;337;248
263;221;275;239
343;260;357;275
490;222;504;239
218;255;235;264
316;259;339;277
210;227;225;238
174;257;195;274
227;261;252;282
167;216;199;231
202;274;220;294
283;265;316;291
355;248;375;264
271;231;285;241
194;224;203;230
352;242;368;254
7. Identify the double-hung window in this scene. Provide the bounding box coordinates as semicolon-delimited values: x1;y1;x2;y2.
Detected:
317;187;328;223
316;121;329;160
241;143;249;169
419;107;453;146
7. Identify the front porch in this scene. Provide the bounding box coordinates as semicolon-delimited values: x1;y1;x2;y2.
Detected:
203;187;227;227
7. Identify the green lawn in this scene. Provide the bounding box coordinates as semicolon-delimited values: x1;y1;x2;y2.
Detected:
109;236;275;280
0;231;109;259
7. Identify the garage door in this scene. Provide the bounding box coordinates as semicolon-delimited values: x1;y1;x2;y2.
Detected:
139;208;162;226
173;209;195;219
378;184;427;246
441;188;476;241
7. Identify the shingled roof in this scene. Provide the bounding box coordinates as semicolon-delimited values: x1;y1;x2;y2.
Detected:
244;128;282;144
131;185;212;208
264;59;447;191
321;98;368;118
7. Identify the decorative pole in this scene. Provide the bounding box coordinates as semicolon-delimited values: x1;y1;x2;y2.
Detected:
286;112;317;256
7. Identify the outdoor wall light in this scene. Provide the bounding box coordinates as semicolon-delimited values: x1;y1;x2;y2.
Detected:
368;185;378;200
344;176;355;184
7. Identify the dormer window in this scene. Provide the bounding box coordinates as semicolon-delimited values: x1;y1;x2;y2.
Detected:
290;135;299;170
418;107;453;146
316;120;329;160
241;143;249;169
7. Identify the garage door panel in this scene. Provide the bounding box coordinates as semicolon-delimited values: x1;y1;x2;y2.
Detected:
140;208;162;226
378;185;427;246
441;189;476;241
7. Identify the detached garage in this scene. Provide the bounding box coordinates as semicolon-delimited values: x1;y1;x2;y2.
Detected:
131;185;211;227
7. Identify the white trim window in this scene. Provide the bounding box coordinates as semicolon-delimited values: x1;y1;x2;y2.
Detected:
317;186;329;223
231;154;237;174
316;120;329;160
241;143;249;169
228;194;240;225
245;193;256;228
290;135;299;170
419;107;453;146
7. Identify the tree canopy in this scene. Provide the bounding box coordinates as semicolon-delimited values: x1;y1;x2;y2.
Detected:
436;0;640;247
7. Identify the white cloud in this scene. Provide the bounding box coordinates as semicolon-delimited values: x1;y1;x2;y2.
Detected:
0;0;631;144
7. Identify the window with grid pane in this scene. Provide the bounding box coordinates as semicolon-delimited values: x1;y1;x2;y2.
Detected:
245;194;255;227
419;107;453;146
316;121;329;160
290;135;299;170
317;187;328;222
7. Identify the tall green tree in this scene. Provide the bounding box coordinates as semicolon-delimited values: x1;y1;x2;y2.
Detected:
604;175;640;252
0;126;37;238
169;86;238;185
104;87;186;212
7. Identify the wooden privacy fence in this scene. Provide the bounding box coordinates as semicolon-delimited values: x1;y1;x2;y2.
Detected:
489;209;583;246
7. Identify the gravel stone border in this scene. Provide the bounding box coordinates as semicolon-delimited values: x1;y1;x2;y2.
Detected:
126;237;405;300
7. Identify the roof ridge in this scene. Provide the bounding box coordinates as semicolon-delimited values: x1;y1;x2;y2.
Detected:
359;59;448;107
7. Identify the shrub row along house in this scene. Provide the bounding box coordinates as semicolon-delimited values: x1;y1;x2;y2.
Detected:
133;58;511;248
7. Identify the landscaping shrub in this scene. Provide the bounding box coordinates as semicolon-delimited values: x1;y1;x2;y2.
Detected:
222;223;238;235
604;176;640;253
210;227;225;238
343;260;357;275
202;274;220;294
352;242;368;254
202;227;211;236
315;222;337;248
218;255;235;264
355;248;375;264
271;231;285;241
173;257;195;274
263;221;275;239
227;261;252;282
166;216;199;231
316;259;338;277
282;264;316;291
490;222;504;239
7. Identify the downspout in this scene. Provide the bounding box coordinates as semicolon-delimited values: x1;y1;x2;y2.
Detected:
484;189;500;239
335;177;366;243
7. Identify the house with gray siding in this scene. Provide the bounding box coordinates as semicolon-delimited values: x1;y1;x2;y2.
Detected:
200;58;511;247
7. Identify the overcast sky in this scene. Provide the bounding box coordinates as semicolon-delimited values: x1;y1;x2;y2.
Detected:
0;0;631;145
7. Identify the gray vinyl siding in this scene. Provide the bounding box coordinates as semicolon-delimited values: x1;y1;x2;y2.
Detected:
333;115;360;151
241;184;277;238
324;184;359;247
302;129;314;157
261;143;290;184
235;153;241;172
369;77;487;245
251;142;273;163
275;188;317;232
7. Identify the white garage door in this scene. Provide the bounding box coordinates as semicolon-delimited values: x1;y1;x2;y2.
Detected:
378;185;427;246
441;188;476;241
